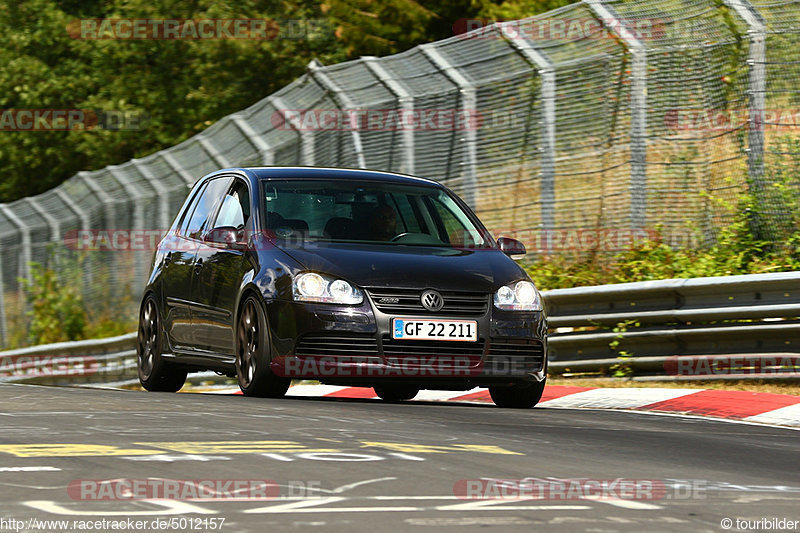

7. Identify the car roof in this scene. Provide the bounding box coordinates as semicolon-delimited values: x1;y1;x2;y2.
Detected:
203;167;442;188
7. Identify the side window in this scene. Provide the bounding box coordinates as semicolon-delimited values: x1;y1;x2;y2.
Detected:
182;177;232;240
212;180;250;229
177;182;208;237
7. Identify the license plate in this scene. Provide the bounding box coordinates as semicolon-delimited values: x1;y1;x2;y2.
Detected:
392;318;478;342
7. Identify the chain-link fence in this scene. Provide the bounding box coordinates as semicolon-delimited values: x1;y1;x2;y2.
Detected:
0;0;798;348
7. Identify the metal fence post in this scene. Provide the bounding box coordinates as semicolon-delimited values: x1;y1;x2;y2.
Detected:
108;166;147;285
55;189;90;231
198;134;233;168
161;151;197;186
77;172;116;228
131;159;172;230
0;247;5;347
24;198;60;242
231;115;275;166
721;0;769;238
0;205;32;282
419;43;478;209
362;56;416;175
308;60;367;169
498;23;556;233
584;0;647;229
55;187;93;304
272;96;315;166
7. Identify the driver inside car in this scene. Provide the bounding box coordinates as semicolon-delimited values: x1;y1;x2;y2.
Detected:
369;204;398;241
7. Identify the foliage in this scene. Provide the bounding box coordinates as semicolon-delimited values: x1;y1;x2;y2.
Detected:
14;250;138;347
0;0;560;203
19;262;86;344
524;195;800;291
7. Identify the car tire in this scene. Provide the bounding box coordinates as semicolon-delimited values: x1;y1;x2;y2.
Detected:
489;379;546;408
236;295;291;398
373;385;419;402
137;296;187;392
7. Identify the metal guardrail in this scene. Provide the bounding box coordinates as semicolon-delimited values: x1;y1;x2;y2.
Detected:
0;272;798;384
545;272;800;370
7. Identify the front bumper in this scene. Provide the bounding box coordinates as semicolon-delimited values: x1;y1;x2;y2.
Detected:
264;295;547;388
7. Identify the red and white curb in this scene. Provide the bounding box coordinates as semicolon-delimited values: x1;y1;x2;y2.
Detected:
204;384;800;429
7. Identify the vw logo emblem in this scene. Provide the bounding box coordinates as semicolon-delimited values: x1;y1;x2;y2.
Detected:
420;290;444;312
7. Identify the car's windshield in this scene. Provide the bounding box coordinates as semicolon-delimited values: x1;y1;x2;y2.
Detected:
261;179;490;247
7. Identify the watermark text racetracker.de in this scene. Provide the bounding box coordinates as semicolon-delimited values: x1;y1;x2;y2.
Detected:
0;516;226;532
665;108;800;132
68;18;330;40
63;227;696;252
453;478;709;501
665;355;800;377
0;109;149;131
0;355;98;381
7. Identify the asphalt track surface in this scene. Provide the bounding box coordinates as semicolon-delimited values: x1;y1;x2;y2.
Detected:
0;383;798;533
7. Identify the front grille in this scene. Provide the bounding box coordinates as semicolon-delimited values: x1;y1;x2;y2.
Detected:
367;289;489;316
486;339;545;372
295;333;379;360
381;336;485;367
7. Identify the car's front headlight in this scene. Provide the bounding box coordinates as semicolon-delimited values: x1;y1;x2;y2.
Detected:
292;272;364;305
493;280;542;311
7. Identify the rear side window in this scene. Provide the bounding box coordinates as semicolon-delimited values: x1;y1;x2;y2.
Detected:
181;177;232;239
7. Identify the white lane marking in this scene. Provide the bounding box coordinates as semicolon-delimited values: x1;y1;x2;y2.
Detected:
261;453;295;461
413;390;481;402
538;388;702;410
743;403;800;428
438;505;592;511
436;498;592;511
244;497;347;513
563;407;800;431
244;496;593;514
589;498;662;510
295;452;383;462
123;454;231;462
0;466;60;472
330;477;397;494
373;496;460;500
388;452;426;461
286;385;354;397
24;499;216;515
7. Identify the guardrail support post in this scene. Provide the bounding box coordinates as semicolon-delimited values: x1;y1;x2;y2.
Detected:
420;44;479;209
584;0;647;229
498;23;556;233
362;56;415;175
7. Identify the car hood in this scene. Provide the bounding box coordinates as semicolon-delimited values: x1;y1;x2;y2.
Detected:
278;242;527;292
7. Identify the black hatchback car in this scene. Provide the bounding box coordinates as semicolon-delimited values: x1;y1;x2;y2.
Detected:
137;167;548;407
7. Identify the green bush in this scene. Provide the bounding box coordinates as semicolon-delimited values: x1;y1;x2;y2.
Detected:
20;262;86;344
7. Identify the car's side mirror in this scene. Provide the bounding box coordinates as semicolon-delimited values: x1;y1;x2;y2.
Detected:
204;226;247;251
497;237;526;258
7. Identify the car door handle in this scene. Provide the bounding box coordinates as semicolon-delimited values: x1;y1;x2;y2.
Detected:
194;258;203;274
